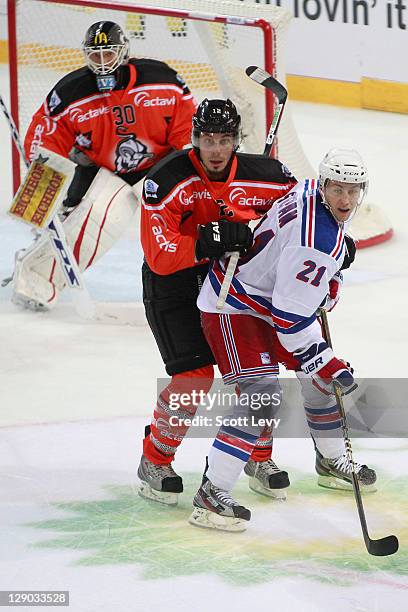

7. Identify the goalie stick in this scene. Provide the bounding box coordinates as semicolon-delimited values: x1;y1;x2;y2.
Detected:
319;308;399;557
1;93;95;319
216;67;287;311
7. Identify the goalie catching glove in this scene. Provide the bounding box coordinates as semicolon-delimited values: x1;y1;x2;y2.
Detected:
195;220;253;261
294;341;357;395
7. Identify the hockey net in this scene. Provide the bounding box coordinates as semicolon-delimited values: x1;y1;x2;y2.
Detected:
8;0;392;247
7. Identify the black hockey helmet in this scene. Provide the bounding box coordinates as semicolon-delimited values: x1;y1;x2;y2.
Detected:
82;21;129;76
192;98;241;151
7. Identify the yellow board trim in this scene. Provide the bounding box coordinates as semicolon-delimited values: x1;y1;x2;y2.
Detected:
287;74;408;114
361;77;408;114
287;75;361;108
0;40;8;63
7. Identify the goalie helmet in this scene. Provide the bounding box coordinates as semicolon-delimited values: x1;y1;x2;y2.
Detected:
192;99;241;150
83;21;129;90
319;148;368;220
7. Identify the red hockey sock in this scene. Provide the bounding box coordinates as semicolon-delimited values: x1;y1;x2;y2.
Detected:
143;365;214;465
250;429;273;463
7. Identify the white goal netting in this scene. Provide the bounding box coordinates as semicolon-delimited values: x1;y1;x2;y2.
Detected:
8;0;392;246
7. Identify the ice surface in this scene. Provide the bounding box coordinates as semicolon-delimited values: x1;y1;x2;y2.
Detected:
1;65;407;611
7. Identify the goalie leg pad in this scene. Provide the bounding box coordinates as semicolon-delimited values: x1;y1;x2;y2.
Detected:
12;168;139;309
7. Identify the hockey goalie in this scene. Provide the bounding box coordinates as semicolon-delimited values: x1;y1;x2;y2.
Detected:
9;20;196;309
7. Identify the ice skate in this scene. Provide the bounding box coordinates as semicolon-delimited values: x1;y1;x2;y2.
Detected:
316;449;377;492
244;458;290;500
11;291;48;311
189;475;251;532
137;454;183;505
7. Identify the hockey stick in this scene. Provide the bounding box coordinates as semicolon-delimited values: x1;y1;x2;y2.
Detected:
216;67;287;311
1;94;95;319
319;308;399;557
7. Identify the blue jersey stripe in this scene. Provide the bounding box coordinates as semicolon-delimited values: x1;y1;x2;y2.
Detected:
213;439;250;462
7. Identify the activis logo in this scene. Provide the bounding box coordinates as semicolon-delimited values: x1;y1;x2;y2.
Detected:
229;187;246;203
151;213;168;231
179;189;211;206
69;106;109;123
134;91;176;107
150;213;176;252
230;187;269;207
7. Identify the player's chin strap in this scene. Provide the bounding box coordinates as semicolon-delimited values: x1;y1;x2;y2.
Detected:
216;66;288;311
318;308;398;557
0;93;96;320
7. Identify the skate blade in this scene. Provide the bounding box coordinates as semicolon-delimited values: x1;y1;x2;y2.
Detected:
248;478;287;500
317;475;377;494
188;507;248;532
138;481;179;506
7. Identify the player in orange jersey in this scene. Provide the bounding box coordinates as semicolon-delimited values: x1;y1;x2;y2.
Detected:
10;21;196;310
137;98;297;505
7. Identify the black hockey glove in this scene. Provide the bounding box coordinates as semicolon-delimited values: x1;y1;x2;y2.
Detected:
195;220;253;261
340;234;356;270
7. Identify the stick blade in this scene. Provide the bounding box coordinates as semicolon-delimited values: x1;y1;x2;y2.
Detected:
367;535;399;557
245;66;287;102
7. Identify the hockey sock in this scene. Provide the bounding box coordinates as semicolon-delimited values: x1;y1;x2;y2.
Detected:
207;425;258;491
144;365;214;465
249;430;273;462
305;403;345;459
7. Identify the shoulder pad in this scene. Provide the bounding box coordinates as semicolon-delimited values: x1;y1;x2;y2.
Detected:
45;67;98;115
130;58;189;91
235;153;296;183
143;150;195;202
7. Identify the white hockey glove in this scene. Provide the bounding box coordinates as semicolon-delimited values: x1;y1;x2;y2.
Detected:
294;341;357;396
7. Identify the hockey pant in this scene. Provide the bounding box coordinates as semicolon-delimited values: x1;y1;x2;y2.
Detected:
141;262;277;465
12;168;139;308
201;312;346;492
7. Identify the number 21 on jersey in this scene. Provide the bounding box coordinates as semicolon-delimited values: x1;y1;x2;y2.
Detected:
296;260;326;287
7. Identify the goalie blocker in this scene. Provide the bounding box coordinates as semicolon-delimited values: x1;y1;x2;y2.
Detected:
11;153;139;310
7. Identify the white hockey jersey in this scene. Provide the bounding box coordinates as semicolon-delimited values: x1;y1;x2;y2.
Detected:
197;179;346;354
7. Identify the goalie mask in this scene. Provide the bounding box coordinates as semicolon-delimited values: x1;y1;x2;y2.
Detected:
191;99;242;152
319;148;368;224
83;21;129;91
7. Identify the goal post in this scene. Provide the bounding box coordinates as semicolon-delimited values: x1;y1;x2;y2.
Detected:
7;0;392;247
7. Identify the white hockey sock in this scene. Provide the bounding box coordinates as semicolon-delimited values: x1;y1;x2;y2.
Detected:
206;425;257;491
315;436;345;459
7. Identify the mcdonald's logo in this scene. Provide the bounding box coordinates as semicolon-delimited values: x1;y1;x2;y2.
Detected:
94;32;108;44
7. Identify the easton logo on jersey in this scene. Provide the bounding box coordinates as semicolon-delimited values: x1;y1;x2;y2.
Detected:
115;135;153;172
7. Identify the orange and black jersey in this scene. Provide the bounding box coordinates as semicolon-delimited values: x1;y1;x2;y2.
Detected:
141;148;297;275
24;58;197;182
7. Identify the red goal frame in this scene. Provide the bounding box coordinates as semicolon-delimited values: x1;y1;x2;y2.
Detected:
7;0;275;193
